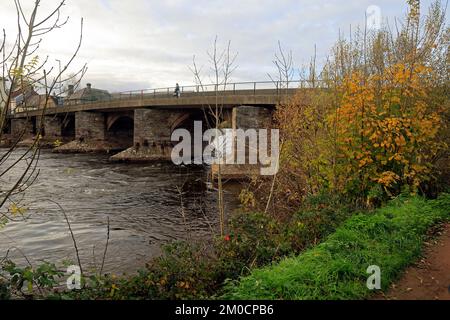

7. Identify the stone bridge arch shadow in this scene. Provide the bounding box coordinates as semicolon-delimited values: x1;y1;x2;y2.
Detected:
62;115;75;138
171;108;231;134
106;112;134;150
170;109;221;164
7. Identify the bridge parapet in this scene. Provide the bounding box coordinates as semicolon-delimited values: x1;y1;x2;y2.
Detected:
10;80;316;118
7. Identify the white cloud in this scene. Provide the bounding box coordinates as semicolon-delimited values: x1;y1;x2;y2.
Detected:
0;0;444;92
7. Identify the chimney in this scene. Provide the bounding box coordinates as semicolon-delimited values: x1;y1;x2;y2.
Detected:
68;85;74;96
86;83;92;90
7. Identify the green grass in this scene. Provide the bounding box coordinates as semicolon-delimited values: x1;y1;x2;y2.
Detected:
222;194;450;300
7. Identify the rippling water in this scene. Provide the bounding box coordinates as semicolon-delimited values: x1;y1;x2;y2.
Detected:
0;149;240;274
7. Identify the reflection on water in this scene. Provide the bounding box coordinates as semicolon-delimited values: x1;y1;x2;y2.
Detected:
0;149;240;274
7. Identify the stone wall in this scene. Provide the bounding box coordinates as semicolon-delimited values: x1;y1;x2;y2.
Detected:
134;109;184;147
11;118;34;138
75;111;105;141
37;116;62;138
213;105;274;179
232;105;272;130
110;108;186;161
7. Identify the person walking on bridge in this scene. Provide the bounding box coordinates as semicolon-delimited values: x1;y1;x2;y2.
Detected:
174;83;181;98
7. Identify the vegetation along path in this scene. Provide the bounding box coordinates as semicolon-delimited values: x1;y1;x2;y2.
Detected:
222;195;450;300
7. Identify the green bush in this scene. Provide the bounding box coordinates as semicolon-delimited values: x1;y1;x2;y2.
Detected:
0;260;63;298
0;279;10;300
65;241;218;300
286;193;357;252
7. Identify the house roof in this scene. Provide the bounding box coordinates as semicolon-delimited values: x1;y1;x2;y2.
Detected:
10;88;38;99
67;85;111;102
27;94;58;107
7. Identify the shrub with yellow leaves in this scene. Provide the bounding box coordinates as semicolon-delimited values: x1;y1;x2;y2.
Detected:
332;61;446;196
242;1;448;214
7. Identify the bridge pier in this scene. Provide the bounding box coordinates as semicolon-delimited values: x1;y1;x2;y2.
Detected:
111;108;186;162
212;105;274;179
55;111;127;153
37;116;63;138
33;115;77;148
11;118;35;140
232;105;272;129
75;111;106;142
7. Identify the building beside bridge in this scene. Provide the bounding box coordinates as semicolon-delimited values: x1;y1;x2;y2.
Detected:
65;83;111;105
29;94;59;110
9;86;39;113
1;82;112;115
1;81;60;114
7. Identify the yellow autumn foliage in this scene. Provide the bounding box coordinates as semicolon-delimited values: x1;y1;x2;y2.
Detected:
331;61;446;195
242;1;448;214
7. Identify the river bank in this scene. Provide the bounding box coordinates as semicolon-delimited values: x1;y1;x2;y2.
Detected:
53;140;125;154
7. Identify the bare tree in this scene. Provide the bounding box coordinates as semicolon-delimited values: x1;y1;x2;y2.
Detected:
0;0;86;227
268;41;295;99
189;36;238;237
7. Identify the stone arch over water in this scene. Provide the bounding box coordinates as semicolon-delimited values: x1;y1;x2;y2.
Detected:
106;113;134;148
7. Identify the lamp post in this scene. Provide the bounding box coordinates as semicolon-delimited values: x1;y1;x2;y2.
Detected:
55;59;62;96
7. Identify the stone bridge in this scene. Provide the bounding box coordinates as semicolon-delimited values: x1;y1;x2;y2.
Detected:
5;82;301;163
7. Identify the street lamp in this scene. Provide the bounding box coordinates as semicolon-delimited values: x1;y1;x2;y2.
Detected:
55;59;62;96
55;59;62;106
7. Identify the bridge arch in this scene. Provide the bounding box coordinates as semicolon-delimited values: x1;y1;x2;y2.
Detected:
170;110;215;134
170;109;230;134
62;115;75;138
106;113;134;148
107;113;133;131
168;110;218;162
170;113;191;132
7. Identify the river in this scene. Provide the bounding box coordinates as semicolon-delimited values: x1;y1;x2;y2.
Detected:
0;148;240;274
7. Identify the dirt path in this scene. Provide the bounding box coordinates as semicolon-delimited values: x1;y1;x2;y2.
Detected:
376;223;450;300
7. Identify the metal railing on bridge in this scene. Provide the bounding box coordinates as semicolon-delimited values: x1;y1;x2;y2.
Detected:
116;80;320;99
63;80;323;106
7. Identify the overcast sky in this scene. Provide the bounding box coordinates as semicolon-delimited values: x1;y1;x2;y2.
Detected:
0;0;445;92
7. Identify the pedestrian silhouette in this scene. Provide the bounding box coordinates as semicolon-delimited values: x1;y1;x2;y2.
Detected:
174;83;180;98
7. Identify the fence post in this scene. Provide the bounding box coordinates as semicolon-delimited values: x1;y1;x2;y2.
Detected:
254;82;256;95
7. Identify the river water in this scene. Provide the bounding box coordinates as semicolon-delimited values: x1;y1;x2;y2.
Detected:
0;149;240;274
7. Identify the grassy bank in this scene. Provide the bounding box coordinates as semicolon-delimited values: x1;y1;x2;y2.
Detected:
222;194;450;300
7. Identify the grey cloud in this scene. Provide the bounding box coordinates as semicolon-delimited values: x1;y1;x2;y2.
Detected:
0;0;444;92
